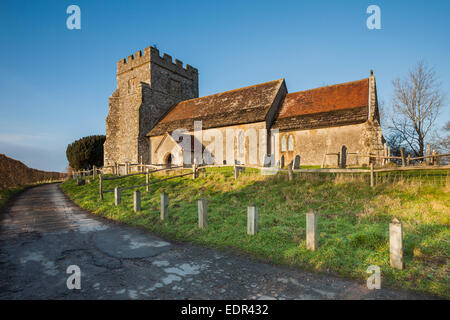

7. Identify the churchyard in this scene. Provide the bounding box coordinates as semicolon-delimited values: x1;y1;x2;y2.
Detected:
61;166;449;298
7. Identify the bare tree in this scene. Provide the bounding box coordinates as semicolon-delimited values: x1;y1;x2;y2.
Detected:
430;121;450;154
389;61;446;157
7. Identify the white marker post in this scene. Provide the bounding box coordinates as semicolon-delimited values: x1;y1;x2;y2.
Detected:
160;192;168;220
133;190;141;212
390;218;404;270
198;199;207;229
247;206;258;235
114;187;121;206
306;209;318;251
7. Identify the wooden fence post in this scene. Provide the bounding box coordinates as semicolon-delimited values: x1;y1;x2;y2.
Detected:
192;164;197;179
406;154;411;166
198;199;207;229
400;148;406;167
288;161;293;181
370;162;374;188
306;209;318;251
160;192;168;220
99;174;103;201
93;165;96;178
146;168;150;192
387;147;391;163
426;145;431;165
390;218;404;270
234;164;239;180
247;205;258;235
133;190;141;212
114;187;121;206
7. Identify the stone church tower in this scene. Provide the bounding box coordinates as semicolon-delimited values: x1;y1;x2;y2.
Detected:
104;46;198;166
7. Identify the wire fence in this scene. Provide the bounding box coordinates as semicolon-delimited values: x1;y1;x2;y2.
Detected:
71;162;450;204
374;169;449;186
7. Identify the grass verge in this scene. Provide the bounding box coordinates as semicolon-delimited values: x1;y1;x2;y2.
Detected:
0;186;29;208
61;167;449;298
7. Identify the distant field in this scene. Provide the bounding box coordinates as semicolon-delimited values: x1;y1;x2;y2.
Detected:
61;167;450;298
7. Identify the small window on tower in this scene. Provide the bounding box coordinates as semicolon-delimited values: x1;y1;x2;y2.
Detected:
127;77;136;93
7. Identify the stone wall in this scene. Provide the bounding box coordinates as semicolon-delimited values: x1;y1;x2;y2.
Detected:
277;120;384;167
149;119;384;168
149;122;269;166
104;46;198;167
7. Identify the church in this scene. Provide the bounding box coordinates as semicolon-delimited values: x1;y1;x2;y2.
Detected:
104;46;384;169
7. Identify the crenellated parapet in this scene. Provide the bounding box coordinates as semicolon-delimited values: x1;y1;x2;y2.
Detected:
117;46;198;80
106;44;199;166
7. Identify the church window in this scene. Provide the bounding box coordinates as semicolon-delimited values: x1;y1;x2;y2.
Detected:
238;131;245;155
288;135;294;151
281;136;287;152
127;77;136;93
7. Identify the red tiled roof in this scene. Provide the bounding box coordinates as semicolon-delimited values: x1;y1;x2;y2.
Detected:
278;78;369;118
148;79;285;136
272;78;369;131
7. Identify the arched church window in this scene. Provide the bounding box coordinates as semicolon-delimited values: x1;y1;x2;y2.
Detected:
238;131;245;155
288;135;294;151
281;136;287;152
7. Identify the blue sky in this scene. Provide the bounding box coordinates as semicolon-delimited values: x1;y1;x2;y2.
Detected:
0;0;449;171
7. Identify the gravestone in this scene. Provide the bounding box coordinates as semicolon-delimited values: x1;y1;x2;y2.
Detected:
340;146;347;168
293;155;301;169
263;154;272;167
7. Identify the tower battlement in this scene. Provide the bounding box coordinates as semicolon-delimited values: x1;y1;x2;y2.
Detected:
117;46;198;79
106;44;199;167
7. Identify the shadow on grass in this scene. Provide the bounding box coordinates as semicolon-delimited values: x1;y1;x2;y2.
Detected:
61;167;449;298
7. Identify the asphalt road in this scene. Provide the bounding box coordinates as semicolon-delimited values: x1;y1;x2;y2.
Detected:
0;183;434;300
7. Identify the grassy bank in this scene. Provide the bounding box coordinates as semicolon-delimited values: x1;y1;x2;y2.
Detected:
61;168;449;297
0;186;28;208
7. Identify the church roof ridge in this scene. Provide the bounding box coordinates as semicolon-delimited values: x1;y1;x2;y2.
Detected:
177;78;285;105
